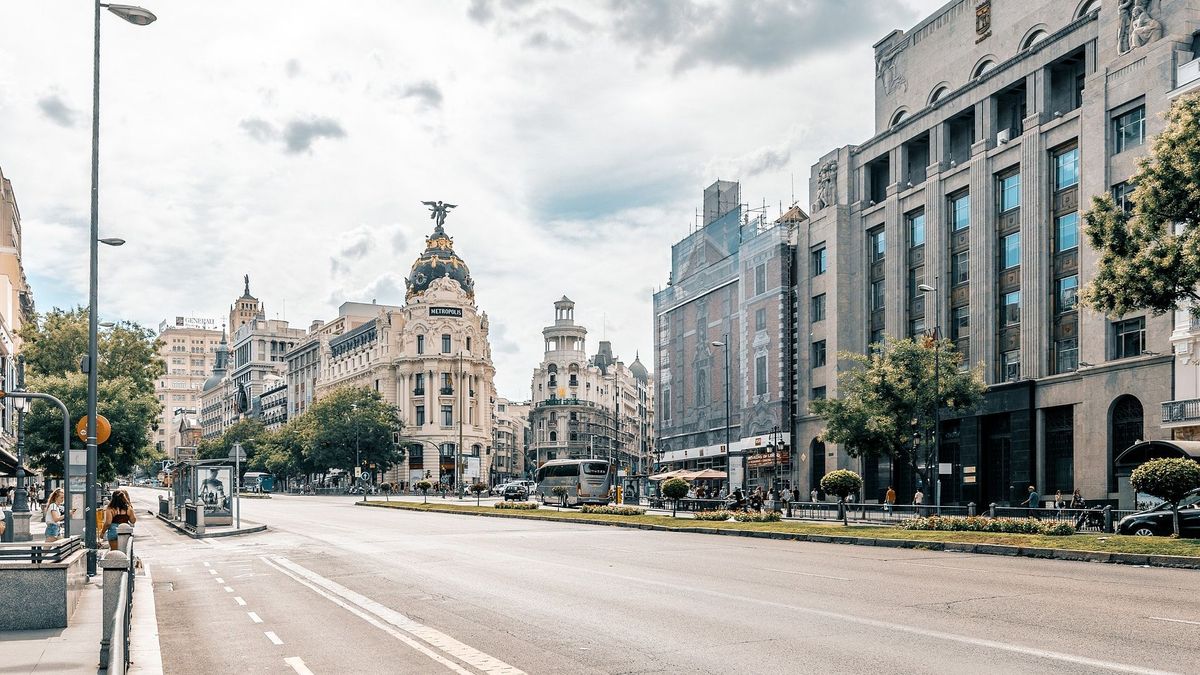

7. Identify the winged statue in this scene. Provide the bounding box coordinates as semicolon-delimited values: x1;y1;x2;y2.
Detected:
421;200;457;228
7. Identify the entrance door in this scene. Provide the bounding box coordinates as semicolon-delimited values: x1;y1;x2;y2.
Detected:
982;414;1012;505
810;440;826;495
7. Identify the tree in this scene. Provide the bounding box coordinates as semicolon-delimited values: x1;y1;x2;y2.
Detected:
810;337;985;496
551;485;568;509
198;418;268;467
303;387;403;475
416;479;432;503
661;477;690;517
19;307;164;395
1130;458;1200;537
471;481;487;506
1082;92;1200;317
380;482;392;502
820;469;864;526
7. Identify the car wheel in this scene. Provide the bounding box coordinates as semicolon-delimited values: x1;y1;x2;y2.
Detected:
1130;525;1158;537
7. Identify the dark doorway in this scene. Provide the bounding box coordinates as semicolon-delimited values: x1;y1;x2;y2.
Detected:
1110;395;1143;491
810;439;826;494
982;414;1013;505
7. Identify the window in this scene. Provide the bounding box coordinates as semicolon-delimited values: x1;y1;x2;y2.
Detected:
811;294;826;323
950;306;970;339
909;318;926;337
414;373;425;394
811;247;827;276
441;372;453;393
951;250;970;285
416;335;425;354
908;210;925;247
811;340;827;368
1112;317;1146;359
1113;106;1145;154
1056;275;1079;313
1054;147;1079;190
1055;213;1079;252
811;386;827;400
755;308;766;332
441;334;451;353
907;266;925;303
441;405;453;426
416;405;425;426
754;263;766;295
1001;232;1021;269
870;279;885;311
1055;338;1079;373
466;336;472;351
1001;349;1021;381
951;193;970;231
1112;182;1136;214
999;173;1021;212
661;386;671;422
755;355;768;395
869;229;886;262
1003;290;1021;326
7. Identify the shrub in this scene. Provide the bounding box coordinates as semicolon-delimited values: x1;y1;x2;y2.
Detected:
820;469;863;501
733;510;782;523
693;510;736;521
416;479;433;503
1131;458;1200;536
470;482;488;495
494;501;539;510
580;505;645;516
899;515;1075;536
661;478;690;500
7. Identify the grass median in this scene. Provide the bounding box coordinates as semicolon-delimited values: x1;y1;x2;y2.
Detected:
360;500;1200;559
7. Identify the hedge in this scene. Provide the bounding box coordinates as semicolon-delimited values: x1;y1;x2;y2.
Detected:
494;501;539;510
579;505;645;516
900;515;1074;536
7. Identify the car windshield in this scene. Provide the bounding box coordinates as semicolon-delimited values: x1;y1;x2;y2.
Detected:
1180;491;1200;509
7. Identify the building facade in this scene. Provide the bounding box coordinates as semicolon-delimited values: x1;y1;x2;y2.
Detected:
653;181;802;490
795;0;1198;508
153;319;222;458
0;165;33;468
492;397;530;483
199;330;236;439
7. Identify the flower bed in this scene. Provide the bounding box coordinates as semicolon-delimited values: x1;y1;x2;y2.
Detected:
733;510;783;523
494;501;539;510
579;505;645;516
899;515;1074;536
693;510;736;521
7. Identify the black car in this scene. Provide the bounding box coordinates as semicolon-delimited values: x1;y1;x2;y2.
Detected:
1117;488;1200;537
502;484;528;501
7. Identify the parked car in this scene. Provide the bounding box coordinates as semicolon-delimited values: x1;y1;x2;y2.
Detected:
516;480;537;493
1117;488;1200;537
502;484;529;501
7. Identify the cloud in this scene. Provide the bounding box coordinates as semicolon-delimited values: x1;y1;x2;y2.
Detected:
467;0;494;24
285;58;301;77
36;94;78;127
282;117;346;153
239;117;276;143
396;81;443;110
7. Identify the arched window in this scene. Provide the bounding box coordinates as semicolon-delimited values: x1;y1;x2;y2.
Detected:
972;59;995;79
889;108;908;128
549;431;557;443
1021;29;1048;51
1110;395;1144;490
928;85;949;105
1076;0;1100;18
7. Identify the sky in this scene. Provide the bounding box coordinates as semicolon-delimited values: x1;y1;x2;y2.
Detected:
0;0;946;400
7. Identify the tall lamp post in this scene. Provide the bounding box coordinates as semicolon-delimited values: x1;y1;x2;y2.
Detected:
85;1;156;577
711;338;741;493
918;281;942;510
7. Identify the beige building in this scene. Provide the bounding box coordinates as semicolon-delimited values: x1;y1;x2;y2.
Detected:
153;318;222;458
0;165;34;464
492;398;530;483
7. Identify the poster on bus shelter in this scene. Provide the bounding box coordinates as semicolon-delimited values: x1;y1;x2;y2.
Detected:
195;466;232;517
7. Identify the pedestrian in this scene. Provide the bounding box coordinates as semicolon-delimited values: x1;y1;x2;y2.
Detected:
1053;490;1065;510
102;489;137;550
782;487;792;503
913;488;924;516
43;488;73;543
810;488;818;503
1070;488;1085;509
1021;485;1040;519
885;485;896;514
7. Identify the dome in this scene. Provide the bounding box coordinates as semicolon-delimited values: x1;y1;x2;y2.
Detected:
202;372;224;393
406;223;474;300
630;352;649;382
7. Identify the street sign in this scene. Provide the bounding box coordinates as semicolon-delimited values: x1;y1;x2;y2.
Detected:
228;443;247;462
939;462;953;475
75;415;112;444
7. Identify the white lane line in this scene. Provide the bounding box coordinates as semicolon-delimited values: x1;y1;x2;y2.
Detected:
762;567;851;581
261;557;491;675
265;631;284;645
216;577;224;583
248;612;263;624
1150;617;1200;626
224;586;234;593
284;656;313;675
234;596;247;606
208;569;217;575
175;567;182;572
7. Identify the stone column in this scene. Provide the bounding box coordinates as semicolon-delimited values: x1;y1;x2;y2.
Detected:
116;523;133;555
100;550;130;666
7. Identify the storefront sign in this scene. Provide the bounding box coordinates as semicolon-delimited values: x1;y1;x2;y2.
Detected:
430;307;463;317
747;451;790;469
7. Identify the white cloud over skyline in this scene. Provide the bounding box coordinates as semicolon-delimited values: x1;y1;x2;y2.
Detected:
0;0;943;399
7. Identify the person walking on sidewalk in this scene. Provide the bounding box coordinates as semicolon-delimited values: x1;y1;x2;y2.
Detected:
885;486;896;514
43;488;73;542
1021;485;1040;519
102;489;137;550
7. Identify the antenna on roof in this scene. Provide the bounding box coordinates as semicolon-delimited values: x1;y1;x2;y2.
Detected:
791;172;795;206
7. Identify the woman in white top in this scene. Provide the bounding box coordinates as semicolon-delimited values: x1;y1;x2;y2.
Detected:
43;488;74;542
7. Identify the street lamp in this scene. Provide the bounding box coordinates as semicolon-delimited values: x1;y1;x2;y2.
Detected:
85;0;155;577
711;338;741;493
918;281;942;511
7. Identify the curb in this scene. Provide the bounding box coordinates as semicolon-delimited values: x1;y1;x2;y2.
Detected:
357;501;1200;570
154;513;268;538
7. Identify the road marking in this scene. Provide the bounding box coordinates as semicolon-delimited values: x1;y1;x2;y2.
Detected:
1150;617;1200;626
208;569;217;575
265;631;284;645
224;586;234;593
203;562;210;567
262;556;522;675
234;596;246;606
284;657;313;675
248;612;263;623
762;567;851;581
215;577;224;583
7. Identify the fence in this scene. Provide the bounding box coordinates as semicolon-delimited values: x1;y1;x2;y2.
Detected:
0;536;82;563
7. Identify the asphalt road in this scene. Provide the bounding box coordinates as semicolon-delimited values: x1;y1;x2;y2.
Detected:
126;488;1200;675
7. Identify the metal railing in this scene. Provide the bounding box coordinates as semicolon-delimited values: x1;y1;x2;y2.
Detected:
101;526;135;675
1162;398;1200;424
0;536;82;563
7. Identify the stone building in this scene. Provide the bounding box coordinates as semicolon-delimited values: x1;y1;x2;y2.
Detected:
492;397;530;483
653;181;803;490
794;0;1199;508
0;165;34;469
529;297;656;483
153;318;222;458
199;329;235;439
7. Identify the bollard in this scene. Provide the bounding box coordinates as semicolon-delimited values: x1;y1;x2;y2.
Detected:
989;502;997;518
1103;505;1113;533
158;495;169;517
968;502;976;517
1;509;12;542
195;502;205;536
117;524;133;555
100;550;129;665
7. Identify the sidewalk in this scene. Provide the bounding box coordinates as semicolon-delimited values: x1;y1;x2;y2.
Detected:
0;575;103;674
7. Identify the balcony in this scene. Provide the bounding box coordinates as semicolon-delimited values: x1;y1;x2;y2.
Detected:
412;388;425;396
1179;57;1200;91
535;397;596;409
439;387;454;396
1162;398;1200;427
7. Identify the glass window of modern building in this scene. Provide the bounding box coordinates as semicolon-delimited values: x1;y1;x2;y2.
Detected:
951;193;970;231
1055;213;1079;252
1112;317;1146;359
999;173;1021;212
811;247;827;276
1054;147;1079;190
1001;232;1021;269
1113;106;1145;154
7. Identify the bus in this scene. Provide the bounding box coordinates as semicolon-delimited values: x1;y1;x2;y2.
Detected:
241;472;275;493
535;460;614;506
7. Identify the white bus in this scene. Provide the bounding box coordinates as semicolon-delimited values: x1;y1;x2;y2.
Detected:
535;460;614;506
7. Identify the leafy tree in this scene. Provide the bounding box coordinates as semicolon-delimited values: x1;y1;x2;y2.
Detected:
1130;458;1200;537
661;477;690;517
380;482;392;502
810;337;985;495
416;479;432;503
19;307;164;394
471;481;488;506
304;387;403;474
551;484;568;509
257;417;314;483
1082;92;1200;317
197;418;268;466
820;469;864;526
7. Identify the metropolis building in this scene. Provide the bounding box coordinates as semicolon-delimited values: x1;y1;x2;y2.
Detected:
793;0;1200;508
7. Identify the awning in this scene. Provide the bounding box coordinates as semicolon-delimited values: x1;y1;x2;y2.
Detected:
648;470;684;481
649;469;727;481
0;447;25;477
1114;440;1200;468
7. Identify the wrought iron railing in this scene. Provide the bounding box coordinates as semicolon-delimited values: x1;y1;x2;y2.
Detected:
1162;398;1200;424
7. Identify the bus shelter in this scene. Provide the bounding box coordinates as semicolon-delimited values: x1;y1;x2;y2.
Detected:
169;459;234;526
